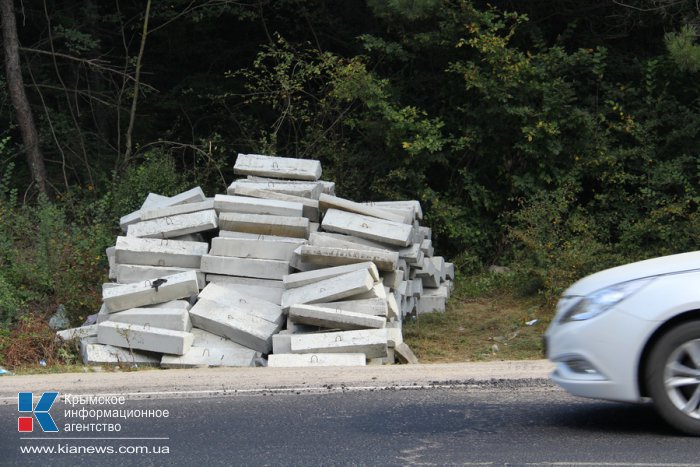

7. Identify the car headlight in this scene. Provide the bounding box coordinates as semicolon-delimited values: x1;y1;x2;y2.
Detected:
559;277;655;323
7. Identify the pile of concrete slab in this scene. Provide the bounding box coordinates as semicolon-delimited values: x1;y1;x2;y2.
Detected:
57;153;453;369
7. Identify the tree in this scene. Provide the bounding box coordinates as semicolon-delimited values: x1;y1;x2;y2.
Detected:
0;0;47;194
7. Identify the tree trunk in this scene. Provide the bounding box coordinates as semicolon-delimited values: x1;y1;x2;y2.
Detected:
1;0;47;194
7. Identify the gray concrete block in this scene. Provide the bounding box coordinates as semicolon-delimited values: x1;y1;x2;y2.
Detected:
395;342;419;364
56;325;98;341
161;345;256;368
209;236;304;261
106;247;116;280
420;239;434;257
365;200;422;220
106;308;192;332
188;298;279;353
362;203;415;223
200;254;291;280
281;269;374;310
115;264;204;289
298;245;398;272
399;243;423;264
416;292;446;314
205;275;284;305
430;256;446;281
170;233;206;242
97;321;194;355
321;209;412;247
228;179;322;199
289;304;386;330
198;283;284;325
382;270;404;291
114;236;208;268
283;262;379;289
127;210;218;239
313;298;388;317
191;327;254;350
102;270;200;313
290;329;388;358
286;317;324;334
119;187;206;231
445;262;455;281
386;293;400;321
386;327;403;347
268;353;366;367
80;341;160;365
412;278;424;297
219;212;309;239
218;230;305;243
319;194;408;224
140;200;215;221
349;282;387;301
272;333;292;354
289;246;325;272
319;180;335;196
214;194;304;218
308;232;389;252
231;186;320;222
234;153;322;181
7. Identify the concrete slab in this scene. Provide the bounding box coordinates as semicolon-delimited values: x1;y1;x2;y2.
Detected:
362;203;415;223
289;246;324;272
313;298;388;317
80;341;160;366
386;293;400;321
272;333;292;354
209;236;304;261
290;329;388;358
281;269;374;310
319;180;335;196
205;275;284;305
289;304;386;330
214;194;304;217
140;200;215;221
430;256;446;281
102;270;199;313
234;153;322;181
420;239;434;257
321;209;412;247
386;327;403;347
412;278;424;297
219;212;309;239
308;232;389;252
190;328;255;350
445;262;455;280
170;233;205;242
283;262;379;289
161;345;256;368
114;236;208;268
97;321;194;355
416;292;446;314
382;270;404;290
349;282;387;301
106;247;116;280
115;264;204;289
126;210;218;239
231;186;320;222
56;325;98;341
188;298;279;354
200;254;291;280
198;283;284;325
268;353;366;367
365;200;423;220
298;245;398;272
119;187;206;231
228;180;322;199
106;308;192;332
395;342;418;364
319;194;408;224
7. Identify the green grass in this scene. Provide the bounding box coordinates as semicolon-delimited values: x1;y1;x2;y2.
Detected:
403;271;552;362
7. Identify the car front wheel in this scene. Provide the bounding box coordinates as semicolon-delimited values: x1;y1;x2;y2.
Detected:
645;321;700;436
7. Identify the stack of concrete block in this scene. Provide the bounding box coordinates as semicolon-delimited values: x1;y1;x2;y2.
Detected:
59;153;452;369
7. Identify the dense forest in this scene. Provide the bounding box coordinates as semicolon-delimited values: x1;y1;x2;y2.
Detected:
1;0;699;331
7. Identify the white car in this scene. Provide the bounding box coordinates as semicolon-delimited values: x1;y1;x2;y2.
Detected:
545;251;700;435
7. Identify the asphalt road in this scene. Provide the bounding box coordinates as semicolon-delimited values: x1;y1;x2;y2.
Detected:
2;379;698;466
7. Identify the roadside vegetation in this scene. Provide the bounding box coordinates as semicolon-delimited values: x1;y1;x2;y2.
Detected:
2;1;700;370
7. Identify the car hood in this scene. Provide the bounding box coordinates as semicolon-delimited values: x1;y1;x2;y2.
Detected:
563;251;700;297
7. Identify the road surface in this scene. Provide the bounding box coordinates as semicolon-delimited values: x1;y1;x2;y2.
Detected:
1;361;697;465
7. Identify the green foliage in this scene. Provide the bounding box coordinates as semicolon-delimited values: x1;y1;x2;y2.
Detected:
665;25;700;72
